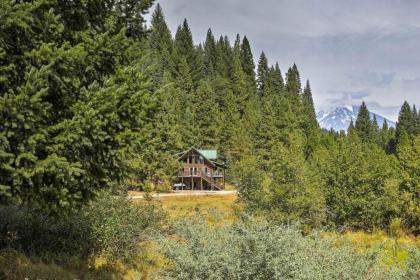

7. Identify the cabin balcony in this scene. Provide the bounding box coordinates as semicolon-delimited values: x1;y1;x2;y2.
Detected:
212;171;223;178
178;170;210;178
178;170;223;178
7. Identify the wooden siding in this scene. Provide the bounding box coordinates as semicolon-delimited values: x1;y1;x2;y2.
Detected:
176;148;225;190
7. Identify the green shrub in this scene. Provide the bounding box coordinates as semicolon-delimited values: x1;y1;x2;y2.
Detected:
0;192;164;264
159;218;416;279
0;206;90;263
405;247;420;279
85;192;165;261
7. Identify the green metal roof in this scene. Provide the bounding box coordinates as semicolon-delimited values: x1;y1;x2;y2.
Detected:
198;149;218;160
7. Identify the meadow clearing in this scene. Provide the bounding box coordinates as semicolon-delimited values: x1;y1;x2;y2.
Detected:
1;193;418;279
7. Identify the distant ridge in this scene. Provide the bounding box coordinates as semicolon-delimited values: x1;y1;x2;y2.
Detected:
316;105;396;131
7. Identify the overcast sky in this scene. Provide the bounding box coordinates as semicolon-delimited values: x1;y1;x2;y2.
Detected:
148;0;420;120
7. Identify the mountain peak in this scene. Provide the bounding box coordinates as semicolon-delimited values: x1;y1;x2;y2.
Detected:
316;106;395;131
343;105;355;112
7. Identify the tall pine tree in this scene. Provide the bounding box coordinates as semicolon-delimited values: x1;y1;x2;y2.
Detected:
240;36;256;83
285;64;303;114
257;52;269;97
396;101;415;141
203;28;217;77
302;80;318;131
149;4;173;90
355;102;374;142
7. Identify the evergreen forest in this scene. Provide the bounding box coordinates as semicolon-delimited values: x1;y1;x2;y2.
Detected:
0;1;419;278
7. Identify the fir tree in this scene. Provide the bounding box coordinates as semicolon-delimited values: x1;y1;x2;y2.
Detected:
417;107;420;134
267;64;284;95
194;80;221;147
380;119;391;151
113;0;155;38
215;35;233;79
174;19;194;60
149;4;173;53
355;102;374;142
173;19;203;85
396;131;420;232
316;132;400;230
382;119;389;131
372;114;379;129
286;64;302;93
396;101;415;141
149;4;173;90
203;28;217;77
348;119;355;132
240;36;256;82
0;0;155;211
412;105;419;135
302;80;318;130
219;89;242;160
269;132;326;229
176;57;194;94
242;132;326;229
372;114;380;144
257;52;269;96
273;62;284;92
302;80;319;157
231;34;250;116
285;64;303;114
138;71;183;186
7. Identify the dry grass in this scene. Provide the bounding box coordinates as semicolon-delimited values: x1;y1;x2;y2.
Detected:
128;184;237;197
0;251;78;280
347;231;419;267
0;250;140;280
223;182;237;191
323;230;419;268
128;190;146;197
0;249;162;280
155;194;241;224
343;230;419;248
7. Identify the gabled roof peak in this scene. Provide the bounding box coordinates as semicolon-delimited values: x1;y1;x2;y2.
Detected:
178;146;218;160
197;149;217;160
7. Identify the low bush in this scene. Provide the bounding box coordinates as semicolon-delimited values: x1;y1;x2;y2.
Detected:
0;192;165;264
85;192;165;261
159;218;418;279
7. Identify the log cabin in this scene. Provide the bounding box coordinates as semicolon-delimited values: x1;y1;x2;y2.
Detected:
174;147;225;191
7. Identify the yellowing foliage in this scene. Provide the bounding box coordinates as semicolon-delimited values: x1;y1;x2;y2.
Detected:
324;230;419;268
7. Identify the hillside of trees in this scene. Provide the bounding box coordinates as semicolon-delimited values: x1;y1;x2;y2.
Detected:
0;1;419;278
1;1;418;233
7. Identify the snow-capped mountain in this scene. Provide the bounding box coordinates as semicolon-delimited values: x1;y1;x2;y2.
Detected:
316;105;396;132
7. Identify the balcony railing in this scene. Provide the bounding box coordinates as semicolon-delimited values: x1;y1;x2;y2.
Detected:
213;171;223;178
178;170;223;178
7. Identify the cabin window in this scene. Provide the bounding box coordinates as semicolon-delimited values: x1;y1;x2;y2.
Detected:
199;156;204;164
203;167;208;176
190;167;197;175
